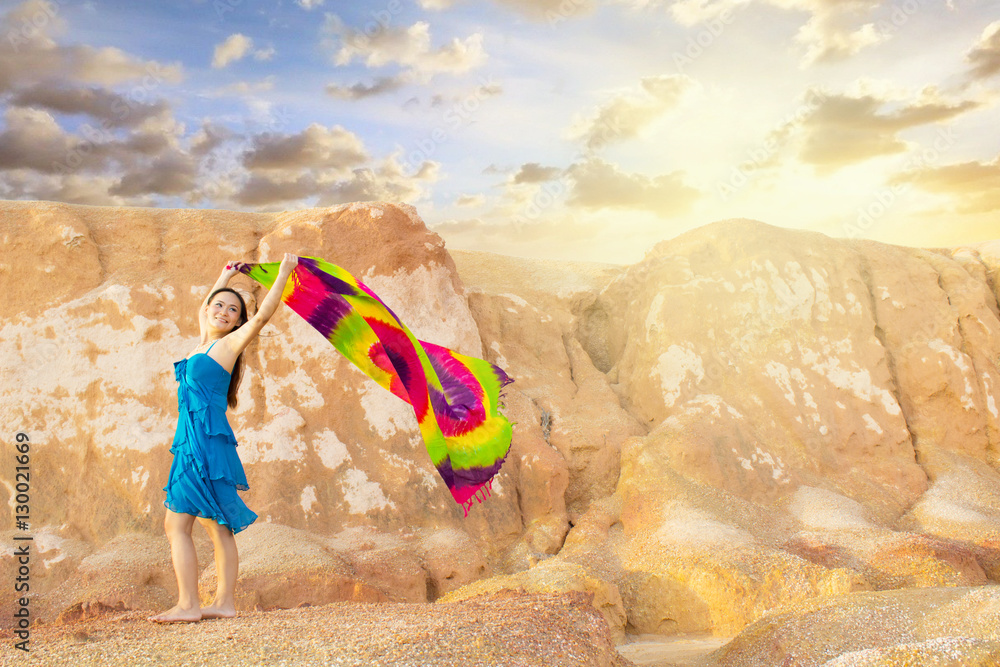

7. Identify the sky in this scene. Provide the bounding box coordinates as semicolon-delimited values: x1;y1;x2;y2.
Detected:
0;0;998;264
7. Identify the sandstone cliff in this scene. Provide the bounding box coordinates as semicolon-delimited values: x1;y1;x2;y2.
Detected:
1;201;999;665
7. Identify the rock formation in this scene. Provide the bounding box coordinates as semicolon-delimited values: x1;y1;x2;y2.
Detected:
1;200;999;665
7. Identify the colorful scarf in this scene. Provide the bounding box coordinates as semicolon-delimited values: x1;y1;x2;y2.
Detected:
239;256;513;516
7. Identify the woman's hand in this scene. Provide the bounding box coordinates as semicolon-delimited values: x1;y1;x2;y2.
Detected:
277;253;298;276
223;261;246;277
225;253;299;353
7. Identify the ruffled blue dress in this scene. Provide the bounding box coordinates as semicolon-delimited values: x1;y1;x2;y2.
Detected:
163;339;257;533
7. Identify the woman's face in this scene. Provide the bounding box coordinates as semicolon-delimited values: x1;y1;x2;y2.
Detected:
206;292;243;332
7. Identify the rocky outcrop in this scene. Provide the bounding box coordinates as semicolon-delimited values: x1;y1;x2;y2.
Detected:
438;559;627;644
2;202;999;666
703;586;1000;666
449;220;1000;654
0;200;528;625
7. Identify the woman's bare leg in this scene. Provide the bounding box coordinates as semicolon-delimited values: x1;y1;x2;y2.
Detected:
198;517;239;619
149;509;202;623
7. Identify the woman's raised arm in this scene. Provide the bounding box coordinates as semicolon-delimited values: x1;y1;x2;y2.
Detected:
223;253;298;356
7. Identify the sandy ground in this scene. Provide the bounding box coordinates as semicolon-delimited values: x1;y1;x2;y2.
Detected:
617;635;730;667
0;592;633;667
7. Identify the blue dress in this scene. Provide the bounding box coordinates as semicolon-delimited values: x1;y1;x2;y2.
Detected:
163;339;257;533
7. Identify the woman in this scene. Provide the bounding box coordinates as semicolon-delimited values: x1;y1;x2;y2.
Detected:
149;253;298;623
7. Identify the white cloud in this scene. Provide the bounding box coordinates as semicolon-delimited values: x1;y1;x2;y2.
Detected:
566;157;701;215
620;0;891;66
760;85;980;174
0;1;183;92
212;33;254;69
324;16;486;80
455;193;486;207
212;76;277;97
788;0;886;66
567;74;695;151
253;46;276;62
966;20;1000;80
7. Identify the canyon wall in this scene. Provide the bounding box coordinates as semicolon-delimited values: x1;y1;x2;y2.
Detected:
2;201;999;663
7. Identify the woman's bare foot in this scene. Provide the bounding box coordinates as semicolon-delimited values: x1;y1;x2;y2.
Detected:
199;603;237;619
148;604;202;623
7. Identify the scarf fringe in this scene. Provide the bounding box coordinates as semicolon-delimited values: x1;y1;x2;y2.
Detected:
462;478;495;518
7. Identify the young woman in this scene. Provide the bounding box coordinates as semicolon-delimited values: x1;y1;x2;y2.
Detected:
149;253;298;623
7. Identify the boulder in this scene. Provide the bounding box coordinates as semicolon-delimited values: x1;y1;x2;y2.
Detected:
703;585;1000;666
438;559;627;644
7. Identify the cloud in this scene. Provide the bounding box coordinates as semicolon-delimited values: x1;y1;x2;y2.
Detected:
213;34;254;68
661;0;750;25
243;124;368;172
0;2;298;209
966;20;1000;80
0;104;201;203
512;163;562;184
568;74;694;151
232;173;318;206
428;78;502;108
316;157;439;205
324;16;486;79
0;57;195;202
0;170;127;206
628;0;887;66
109;150;198;197
0;3;198;205
566;157;700;215
797;90;978;172
212;77;277;97
233;124;439;208
297;0;324;8
10;84;170;128
493;0;598;20
326;76;409;99
0;107;102;174
455;193;486;207
190;122;238;157
253;46;276;62
0;1;182;93
233;154;439;207
787;0;886;65
417;0;598;19
754;86;980;175
891;155;1000;214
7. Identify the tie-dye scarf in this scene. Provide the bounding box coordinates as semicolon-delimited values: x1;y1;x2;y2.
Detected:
239;256;513;516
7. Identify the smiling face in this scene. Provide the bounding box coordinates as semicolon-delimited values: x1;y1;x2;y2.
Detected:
206;290;244;333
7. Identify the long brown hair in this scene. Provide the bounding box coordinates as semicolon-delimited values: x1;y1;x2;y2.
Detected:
208;287;248;409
